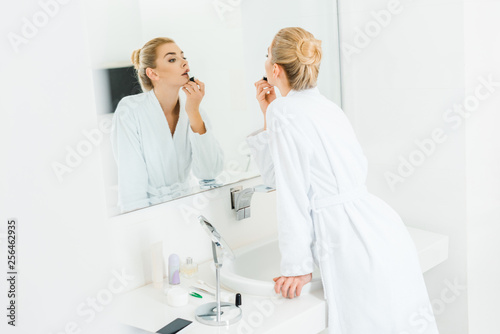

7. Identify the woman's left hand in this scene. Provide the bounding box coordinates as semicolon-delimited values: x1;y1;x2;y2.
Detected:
182;78;205;114
273;273;312;299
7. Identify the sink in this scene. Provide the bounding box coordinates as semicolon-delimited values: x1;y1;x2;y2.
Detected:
211;227;448;297
214;236;323;297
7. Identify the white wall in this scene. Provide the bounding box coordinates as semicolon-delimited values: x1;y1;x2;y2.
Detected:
464;1;500;333
2;1;119;333
338;0;467;333
83;0;143;67
339;0;500;333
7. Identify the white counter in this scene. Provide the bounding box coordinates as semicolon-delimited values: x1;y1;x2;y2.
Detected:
111;260;327;334
111;226;448;334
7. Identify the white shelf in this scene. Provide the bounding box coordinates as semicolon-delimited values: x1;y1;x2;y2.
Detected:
408;226;449;273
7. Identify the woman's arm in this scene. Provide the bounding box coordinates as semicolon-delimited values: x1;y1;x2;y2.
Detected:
246;78;279;187
246;129;276;188
181;78;224;179
255;78;276;130
267;107;315;277
187;107;224;180
264;104;315;298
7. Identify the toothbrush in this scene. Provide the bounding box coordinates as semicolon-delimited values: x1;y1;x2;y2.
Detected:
197;279;233;296
197;279;217;291
191;283;234;302
190;286;214;296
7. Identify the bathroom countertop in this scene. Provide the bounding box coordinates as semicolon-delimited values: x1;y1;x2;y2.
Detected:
110;226;448;334
110;260;327;334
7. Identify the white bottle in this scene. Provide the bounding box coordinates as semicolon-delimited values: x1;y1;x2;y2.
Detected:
151;242;164;287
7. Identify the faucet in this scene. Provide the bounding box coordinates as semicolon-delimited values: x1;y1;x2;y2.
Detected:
230;185;275;220
195;215;241;326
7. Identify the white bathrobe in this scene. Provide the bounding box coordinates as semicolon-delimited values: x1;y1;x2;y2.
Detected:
246;87;439;334
111;89;224;213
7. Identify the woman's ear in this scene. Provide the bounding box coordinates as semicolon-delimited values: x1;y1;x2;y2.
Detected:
146;68;158;82
273;63;280;78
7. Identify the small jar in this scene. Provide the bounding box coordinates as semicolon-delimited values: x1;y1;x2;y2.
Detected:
180;257;198;278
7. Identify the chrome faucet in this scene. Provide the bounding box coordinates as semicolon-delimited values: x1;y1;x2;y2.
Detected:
230;185;275;220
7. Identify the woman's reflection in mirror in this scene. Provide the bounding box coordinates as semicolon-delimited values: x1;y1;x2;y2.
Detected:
111;37;224;213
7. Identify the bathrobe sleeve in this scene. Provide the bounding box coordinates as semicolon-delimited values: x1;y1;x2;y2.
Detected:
110;100;150;212
246;129;276;188
250;101;315;277
188;107;224;180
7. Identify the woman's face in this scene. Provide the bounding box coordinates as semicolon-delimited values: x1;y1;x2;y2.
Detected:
150;43;190;87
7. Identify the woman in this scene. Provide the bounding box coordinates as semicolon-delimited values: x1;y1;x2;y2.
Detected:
111;37;224;213
247;28;439;334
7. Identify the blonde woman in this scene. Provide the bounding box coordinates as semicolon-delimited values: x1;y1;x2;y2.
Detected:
247;27;439;334
111;38;224;213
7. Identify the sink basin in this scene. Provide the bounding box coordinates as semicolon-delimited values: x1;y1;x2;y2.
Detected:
211;226;449;297
214;236;323;297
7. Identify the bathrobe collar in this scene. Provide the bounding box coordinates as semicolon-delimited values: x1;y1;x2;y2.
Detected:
147;88;187;140
286;86;320;97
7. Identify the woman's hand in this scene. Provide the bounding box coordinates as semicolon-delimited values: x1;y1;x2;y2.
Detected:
182;78;205;114
273;273;312;299
182;78;206;134
254;78;276;118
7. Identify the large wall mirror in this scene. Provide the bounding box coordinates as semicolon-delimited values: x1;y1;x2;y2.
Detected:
83;0;342;216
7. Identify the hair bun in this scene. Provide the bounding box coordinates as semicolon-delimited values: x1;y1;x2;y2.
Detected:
296;38;321;66
131;48;141;70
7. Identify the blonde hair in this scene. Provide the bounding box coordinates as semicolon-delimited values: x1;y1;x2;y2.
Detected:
270;27;322;91
131;37;175;92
